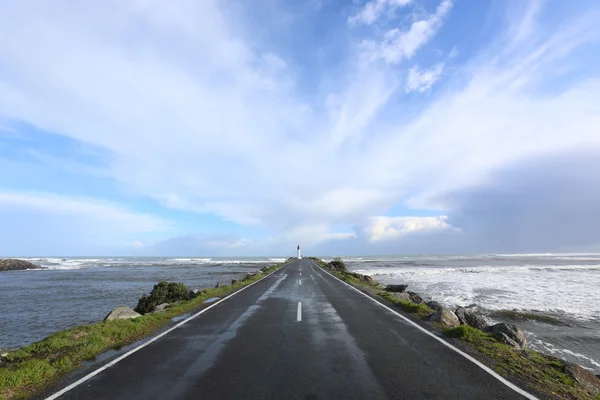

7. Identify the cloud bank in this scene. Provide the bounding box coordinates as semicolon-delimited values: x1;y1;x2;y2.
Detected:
0;0;599;255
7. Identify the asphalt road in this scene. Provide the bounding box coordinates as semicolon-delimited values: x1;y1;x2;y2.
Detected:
47;259;534;400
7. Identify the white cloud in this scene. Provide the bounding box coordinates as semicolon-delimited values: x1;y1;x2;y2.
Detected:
405;62;445;92
0;191;168;233
360;0;453;64
349;0;412;26
361;216;453;242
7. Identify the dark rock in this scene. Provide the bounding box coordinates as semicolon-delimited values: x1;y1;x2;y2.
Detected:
231;279;239;285
406;291;424;304
189;289;201;298
496;332;521;349
563;363;600;396
361;275;373;284
385;284;408;293
215;282;223;288
426;301;444;311
485;323;527;349
0;259;43;272
104;306;141;321
429;308;460;328
243;274;253;281
455;307;490;331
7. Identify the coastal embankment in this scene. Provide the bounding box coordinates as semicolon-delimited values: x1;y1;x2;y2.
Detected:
309;257;600;400
0;260;289;399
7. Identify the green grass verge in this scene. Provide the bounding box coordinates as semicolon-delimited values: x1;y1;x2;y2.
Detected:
377;292;433;317
0;262;287;400
443;325;593;399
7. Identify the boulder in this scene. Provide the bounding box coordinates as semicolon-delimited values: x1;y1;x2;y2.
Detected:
243;274;253;281
389;292;411;302
361;275;374;284
231;279;239;285
0;259;42;272
563;363;600;397
426;301;444;312
215;282;223;288
496;332;521;349
154;303;170;313
385;284;408;293
485;323;527;349
104;306;141;321
429;308;460;328
455;307;490;331
406;291;424;304
189;289;201;298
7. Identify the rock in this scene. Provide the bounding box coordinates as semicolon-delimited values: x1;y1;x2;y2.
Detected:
429;308;460;328
104;306;141;321
361;275;374;284
563;363;600;397
426;301;444;311
389;292;411;302
215;282;223;288
496;332;521;349
455;307;490;331
385;284;408;293
0;259;43;272
189;289;201;298
406;291;424;304
154;303;170;313
485;323;527;349
243;274;253;281
231;279;239;285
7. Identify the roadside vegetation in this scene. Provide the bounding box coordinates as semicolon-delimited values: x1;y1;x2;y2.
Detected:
0;262;287;400
309;257;599;400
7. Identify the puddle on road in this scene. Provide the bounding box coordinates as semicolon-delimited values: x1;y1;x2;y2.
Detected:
171;313;191;323
203;297;221;304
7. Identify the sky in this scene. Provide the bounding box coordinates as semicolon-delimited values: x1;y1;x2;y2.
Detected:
1;0;600;256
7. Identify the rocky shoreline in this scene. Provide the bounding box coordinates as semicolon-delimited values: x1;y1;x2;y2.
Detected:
0;259;43;272
315;257;600;399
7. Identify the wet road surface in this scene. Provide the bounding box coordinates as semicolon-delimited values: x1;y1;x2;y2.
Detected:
45;259;534;399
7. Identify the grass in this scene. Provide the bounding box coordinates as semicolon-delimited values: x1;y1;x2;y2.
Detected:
443;325;592;399
0;262;287;400
311;257;598;400
377;291;433;317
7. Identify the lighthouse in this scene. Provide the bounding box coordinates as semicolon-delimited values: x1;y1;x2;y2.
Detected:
297;244;301;259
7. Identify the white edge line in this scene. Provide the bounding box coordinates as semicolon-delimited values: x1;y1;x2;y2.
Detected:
45;263;291;400
310;261;538;400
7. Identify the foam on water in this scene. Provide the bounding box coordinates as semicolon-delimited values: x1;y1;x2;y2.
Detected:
20;257;286;270
353;264;600;321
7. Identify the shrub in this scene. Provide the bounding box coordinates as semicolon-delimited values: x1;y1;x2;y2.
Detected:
134;281;190;314
328;258;348;272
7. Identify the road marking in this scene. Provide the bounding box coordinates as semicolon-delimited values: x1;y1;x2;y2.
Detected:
297;302;302;321
298;279;302;285
310;261;538;400
45;263;293;400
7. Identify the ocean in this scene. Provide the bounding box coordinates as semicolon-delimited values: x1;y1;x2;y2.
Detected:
0;254;598;374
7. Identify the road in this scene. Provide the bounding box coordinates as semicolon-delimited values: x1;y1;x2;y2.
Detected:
46;259;534;400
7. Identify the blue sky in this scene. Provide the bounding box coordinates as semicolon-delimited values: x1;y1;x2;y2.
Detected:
1;0;600;256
